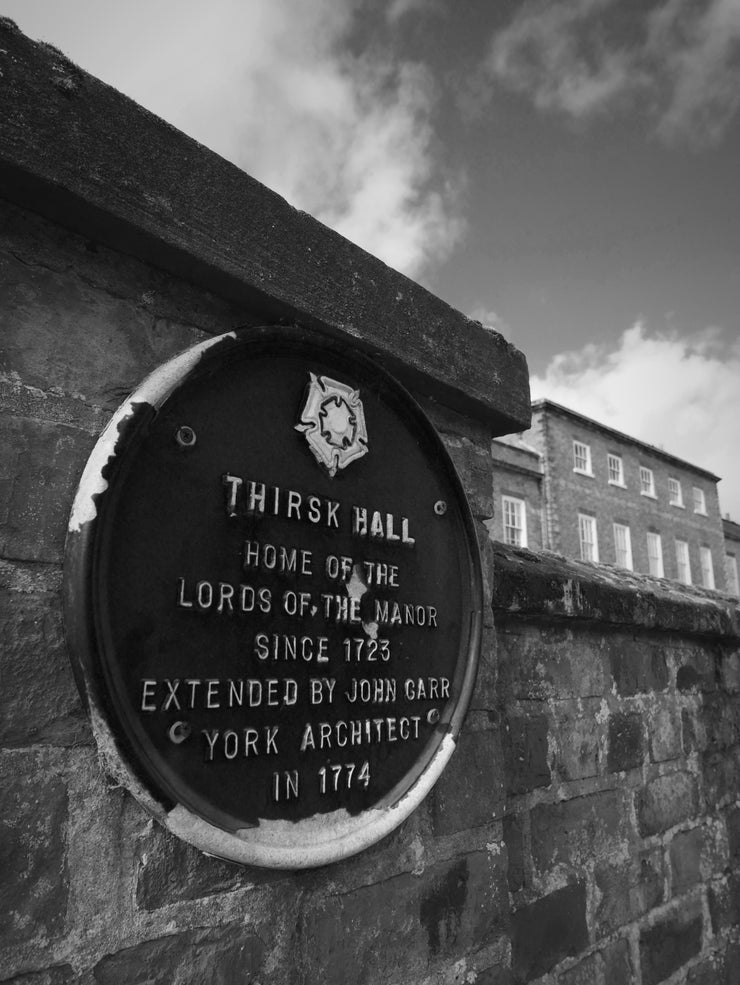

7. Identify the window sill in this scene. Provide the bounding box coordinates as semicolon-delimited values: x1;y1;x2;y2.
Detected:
670;502;685;509
640;491;657;499
608;480;627;488
694;510;708;517
573;468;594;478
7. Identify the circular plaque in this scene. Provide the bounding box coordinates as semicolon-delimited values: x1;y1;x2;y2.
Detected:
64;326;482;867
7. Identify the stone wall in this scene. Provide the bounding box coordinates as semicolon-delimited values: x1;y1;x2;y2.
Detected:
0;21;523;985
495;543;740;984
2;19;740;985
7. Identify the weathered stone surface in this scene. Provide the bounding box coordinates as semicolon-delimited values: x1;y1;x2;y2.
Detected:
635;771;699;837
610;642;669;696
0;968;75;985
702;746;740;807
93;925;266;985
431;729;504;836
503;812;525;893
607;711;643;773
708;872;740;934
0;760;68;945
554;703;601;780
0;560;86;747
725;804;740;867
135;821;264;910
0;24;530;434
511;882;588;983
497;624;609;701
558;951;599;985
649;705;682;763
301;852;508;984
531;791;625;872
502;714;551;795
676;647;717;692
0;416;95;564
601;938;633;985
492;544;740;639
639;905;702;985
441;434;494;520
670;827;704;895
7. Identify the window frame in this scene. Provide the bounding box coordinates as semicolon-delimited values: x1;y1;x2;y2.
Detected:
578;513;599;562
699;546;715;589
647;531;664;578
726;554;739;597
613;522;634;570
572;440;593;476
693;487;707;515
639;466;656;498
668;477;684;508
675;539;692;584
607;453;625;487
501;495;528;548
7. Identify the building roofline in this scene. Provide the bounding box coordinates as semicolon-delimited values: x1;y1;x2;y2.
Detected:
723;517;740;538
532;399;721;483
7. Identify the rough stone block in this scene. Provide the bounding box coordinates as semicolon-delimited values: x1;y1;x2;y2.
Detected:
701;693;740;753
553;703;601;780
0;968;75;985
441;434;494;520
0;760;68;946
607;711;643;773
0;560;86;747
301;852;508;984
639;905;702;985
497;626;608;701
511;882;588;984
136;820;264;910
681;706;705;755
669;827;703;895
609;642;668;696
503;713;551;795
649;705;682;763
503;812;525;893
594;861;632;937
432;728;504;837
702;746;740;807
93;925;266;985
720;651;740;694
708;872;740;934
531;790;625;873
725;805;740;867
635;771;699;837
601;938;633;985
633;849;665;915
676;648;717;692
558;951;599;985
0;415;96;564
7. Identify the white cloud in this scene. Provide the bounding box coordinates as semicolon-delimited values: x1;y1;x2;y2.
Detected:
489;0;740;147
530;322;740;519
468;306;511;339
106;0;463;278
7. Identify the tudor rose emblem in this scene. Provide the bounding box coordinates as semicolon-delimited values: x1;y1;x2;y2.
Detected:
296;373;368;477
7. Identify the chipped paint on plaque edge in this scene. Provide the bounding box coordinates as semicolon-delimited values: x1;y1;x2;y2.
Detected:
68;332;236;533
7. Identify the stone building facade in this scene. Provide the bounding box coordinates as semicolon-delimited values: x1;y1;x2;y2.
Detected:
3;21;740;985
724;518;740;597
487;434;544;551
492;399;729;593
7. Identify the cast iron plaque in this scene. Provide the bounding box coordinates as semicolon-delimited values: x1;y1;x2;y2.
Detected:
64;326;482;867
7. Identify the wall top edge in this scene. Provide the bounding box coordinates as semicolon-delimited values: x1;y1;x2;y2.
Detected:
0;19;530;434
493;542;740;642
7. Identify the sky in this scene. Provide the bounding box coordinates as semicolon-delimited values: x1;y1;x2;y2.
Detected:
4;0;740;518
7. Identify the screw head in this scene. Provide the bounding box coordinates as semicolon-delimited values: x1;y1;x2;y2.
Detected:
168;721;192;744
433;500;447;516
175;425;197;449
427;708;441;725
